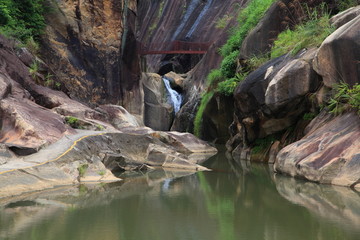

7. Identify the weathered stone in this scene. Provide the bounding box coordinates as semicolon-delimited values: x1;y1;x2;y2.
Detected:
265;57;318;112
96;104;143;129
151;131;218;156
40;0;141;112
142;73;173;131
0;73;11;100
171;91;200;133
274;112;360;187
313;15;360;87
15;47;35;68
330;6;360;28
164;71;186;89
0;98;74;152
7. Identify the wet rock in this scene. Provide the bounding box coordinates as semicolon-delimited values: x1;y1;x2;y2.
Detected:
330;6;360;28
164;71;186;90
200;93;234;143
142;73;173;131
274;111;360;187
313;15;360;87
171;90;200;133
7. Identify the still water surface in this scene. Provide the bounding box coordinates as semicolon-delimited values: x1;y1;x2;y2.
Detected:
0;152;360;240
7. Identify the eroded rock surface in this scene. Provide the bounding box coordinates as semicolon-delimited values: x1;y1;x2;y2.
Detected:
274;111;360;187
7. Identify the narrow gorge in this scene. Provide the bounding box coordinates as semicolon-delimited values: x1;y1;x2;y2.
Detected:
0;0;359;239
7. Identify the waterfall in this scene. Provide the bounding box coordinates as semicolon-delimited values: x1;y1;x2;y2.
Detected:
163;77;183;113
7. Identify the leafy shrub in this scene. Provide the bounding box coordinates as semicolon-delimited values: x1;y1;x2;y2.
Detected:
217;72;248;96
220;50;239;78
78;164;89;178
271;6;335;58
0;0;46;42
65;116;79;128
194;91;214;137
328;83;360;115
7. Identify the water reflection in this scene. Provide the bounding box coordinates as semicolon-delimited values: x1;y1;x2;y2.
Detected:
0;152;359;240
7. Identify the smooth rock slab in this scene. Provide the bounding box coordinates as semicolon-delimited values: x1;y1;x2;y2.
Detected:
274;111;360;187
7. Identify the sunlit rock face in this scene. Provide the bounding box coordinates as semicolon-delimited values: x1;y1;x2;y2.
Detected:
40;0;141;114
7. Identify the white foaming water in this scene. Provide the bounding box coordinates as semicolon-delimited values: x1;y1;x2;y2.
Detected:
163;77;183;113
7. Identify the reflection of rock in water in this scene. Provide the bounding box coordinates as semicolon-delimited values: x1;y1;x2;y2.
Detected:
274;174;360;231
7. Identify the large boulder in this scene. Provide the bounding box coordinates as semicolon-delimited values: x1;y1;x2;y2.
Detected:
142;73;173;131
330;5;360;28
274;111;360;188
0;98;74;154
265;50;319;112
313;15;360;87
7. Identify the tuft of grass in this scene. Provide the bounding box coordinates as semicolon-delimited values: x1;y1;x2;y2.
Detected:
328;82;360;115
271;5;335;58
217;72;248;96
77;164;89;178
207;69;224;86
303;112;317;120
194;91;214;137
336;0;360;12
29;61;40;81
215;15;231;29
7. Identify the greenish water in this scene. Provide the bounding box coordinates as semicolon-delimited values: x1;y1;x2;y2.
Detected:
0;152;360;240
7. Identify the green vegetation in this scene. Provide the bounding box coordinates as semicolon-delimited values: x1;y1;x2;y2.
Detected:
336;0;360;11
303;112;317;121
271;6;335;58
328;83;360;115
65;116;80;128
215;15;231;29
217;72;247;96
207;69;224;86
220;0;276;57
0;0;46;42
252;135;278;154
77;164;89;178
193;0;276;134
29;61;40;80
194;91;214;137
98;170;106;176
